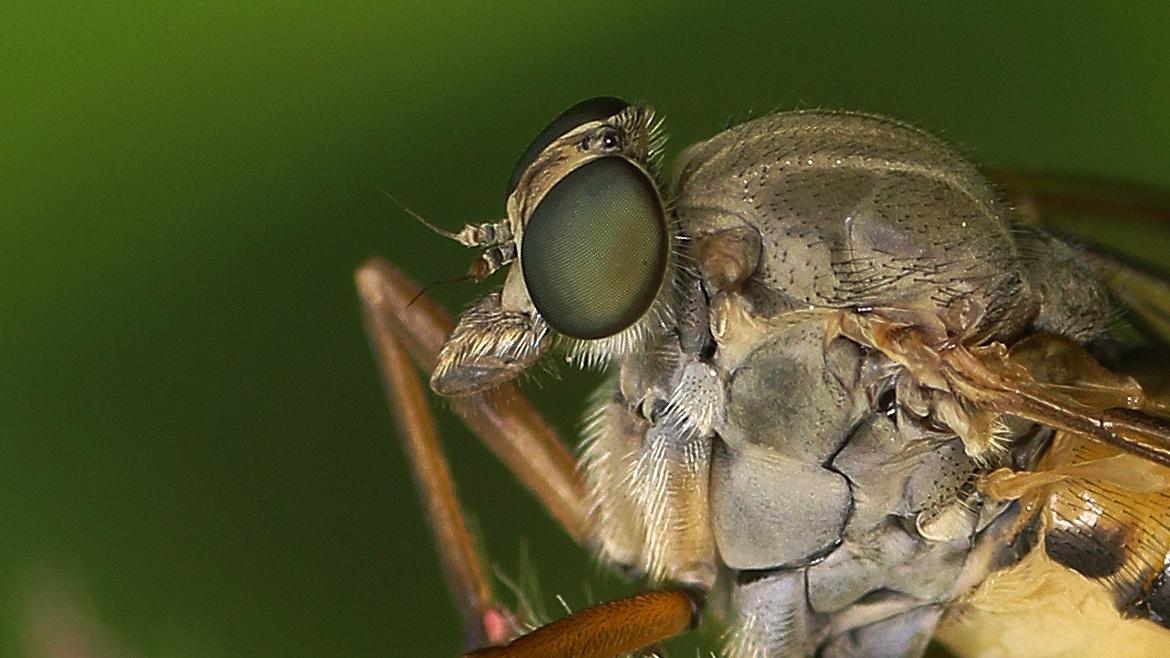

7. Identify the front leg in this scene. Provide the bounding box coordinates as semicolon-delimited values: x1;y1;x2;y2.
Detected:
355;258;702;656
357;259;515;649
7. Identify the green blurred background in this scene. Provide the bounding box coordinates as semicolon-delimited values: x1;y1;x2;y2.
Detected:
3;2;1169;656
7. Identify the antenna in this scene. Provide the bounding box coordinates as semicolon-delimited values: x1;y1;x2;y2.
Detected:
380;189;463;242
380;189;509;249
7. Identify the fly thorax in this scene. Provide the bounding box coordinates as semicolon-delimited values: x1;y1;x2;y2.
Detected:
707;314;1014;657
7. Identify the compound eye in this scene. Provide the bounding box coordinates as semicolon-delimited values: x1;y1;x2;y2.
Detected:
521;156;667;339
507;96;630;197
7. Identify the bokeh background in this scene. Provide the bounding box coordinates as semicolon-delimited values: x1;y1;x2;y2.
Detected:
4;2;1170;657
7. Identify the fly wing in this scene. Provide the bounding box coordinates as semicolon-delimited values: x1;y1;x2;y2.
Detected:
838;309;1170;470
955;331;1170;643
944;331;1170;470
984;169;1170;349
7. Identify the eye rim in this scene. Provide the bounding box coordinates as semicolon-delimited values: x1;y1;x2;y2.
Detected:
520;154;668;340
507;96;630;198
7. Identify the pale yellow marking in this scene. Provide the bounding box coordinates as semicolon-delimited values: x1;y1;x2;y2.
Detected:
936;550;1170;658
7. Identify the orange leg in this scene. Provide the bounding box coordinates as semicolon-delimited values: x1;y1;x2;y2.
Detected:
355;258;698;656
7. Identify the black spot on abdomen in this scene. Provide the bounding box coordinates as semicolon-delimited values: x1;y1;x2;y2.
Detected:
1131;565;1170;629
1044;527;1127;579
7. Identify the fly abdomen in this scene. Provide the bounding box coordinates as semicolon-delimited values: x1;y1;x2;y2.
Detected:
1031;437;1170;630
1130;562;1170;628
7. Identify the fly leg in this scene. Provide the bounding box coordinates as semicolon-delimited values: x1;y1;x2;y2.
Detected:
356;259;590;543
355;257;585;650
355;258;700;657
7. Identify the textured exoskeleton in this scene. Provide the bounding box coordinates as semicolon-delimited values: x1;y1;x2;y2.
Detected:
571;109;1115;656
369;98;1170;658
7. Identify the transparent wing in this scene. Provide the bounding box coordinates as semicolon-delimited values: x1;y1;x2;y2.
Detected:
837;311;1170;470
960;332;1170;469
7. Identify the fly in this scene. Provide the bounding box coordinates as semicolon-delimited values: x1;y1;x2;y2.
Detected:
357;97;1170;658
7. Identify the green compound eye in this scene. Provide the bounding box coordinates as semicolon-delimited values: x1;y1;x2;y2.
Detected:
521;156;668;340
507;96;630;197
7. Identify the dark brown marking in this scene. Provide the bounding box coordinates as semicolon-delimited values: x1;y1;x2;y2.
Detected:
1043;527;1127;579
1132;565;1170;629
